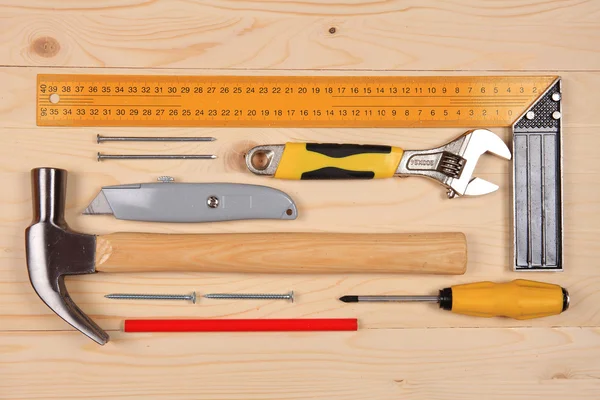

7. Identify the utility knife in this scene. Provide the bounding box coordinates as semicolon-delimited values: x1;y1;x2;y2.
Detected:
83;177;298;222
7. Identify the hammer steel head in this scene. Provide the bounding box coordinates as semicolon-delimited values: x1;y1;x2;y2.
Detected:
25;168;108;345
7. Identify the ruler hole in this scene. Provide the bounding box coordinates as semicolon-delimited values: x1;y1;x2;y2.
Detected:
286;208;293;216
49;93;60;104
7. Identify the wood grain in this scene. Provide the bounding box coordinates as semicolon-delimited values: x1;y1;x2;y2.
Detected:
1;1;599;70
95;232;467;274
1;328;599;399
1;67;599;398
1;0;599;398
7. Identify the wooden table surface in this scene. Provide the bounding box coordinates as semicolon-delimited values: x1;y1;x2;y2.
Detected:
1;1;599;399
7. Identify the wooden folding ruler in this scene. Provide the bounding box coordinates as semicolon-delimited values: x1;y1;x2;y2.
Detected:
36;74;563;271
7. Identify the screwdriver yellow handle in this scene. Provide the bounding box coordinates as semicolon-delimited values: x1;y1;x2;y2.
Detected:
274;143;404;179
450;279;568;320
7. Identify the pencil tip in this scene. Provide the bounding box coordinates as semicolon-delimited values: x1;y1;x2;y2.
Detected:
339;295;358;303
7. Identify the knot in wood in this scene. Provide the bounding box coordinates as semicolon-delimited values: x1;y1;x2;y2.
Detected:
31;36;61;58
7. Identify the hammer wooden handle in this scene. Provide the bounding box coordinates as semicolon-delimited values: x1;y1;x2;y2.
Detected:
95;232;467;275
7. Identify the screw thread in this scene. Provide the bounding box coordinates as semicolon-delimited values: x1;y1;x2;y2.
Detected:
105;292;196;303
204;294;283;299
204;291;294;302
105;294;182;300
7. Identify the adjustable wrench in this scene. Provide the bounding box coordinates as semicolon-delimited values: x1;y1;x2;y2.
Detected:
245;129;511;198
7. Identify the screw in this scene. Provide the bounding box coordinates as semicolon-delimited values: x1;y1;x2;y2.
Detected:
105;292;197;304
97;153;217;161
551;93;561;102
329;27;337;34
526;111;535;120
207;196;219;208
204;291;294;303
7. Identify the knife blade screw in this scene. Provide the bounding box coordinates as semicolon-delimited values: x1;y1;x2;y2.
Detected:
207;196;219;208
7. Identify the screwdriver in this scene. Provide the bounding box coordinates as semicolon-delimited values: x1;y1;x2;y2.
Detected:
339;279;570;320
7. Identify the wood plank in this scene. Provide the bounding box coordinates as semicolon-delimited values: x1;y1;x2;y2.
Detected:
0;328;599;399
1;69;599;331
2;272;600;332
1;1;599;399
0;1;599;70
1;144;598;329
396;381;600;400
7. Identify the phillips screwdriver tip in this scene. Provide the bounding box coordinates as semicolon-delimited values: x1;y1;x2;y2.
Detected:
339;295;359;303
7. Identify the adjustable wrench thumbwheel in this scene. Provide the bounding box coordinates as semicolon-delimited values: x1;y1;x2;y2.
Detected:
245;129;512;198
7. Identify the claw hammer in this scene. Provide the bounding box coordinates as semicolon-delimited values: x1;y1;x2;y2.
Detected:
25;168;466;344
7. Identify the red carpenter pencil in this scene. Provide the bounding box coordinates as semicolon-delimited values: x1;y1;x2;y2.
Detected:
124;318;358;333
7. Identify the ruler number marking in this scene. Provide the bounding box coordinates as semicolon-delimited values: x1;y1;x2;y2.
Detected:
37;75;554;127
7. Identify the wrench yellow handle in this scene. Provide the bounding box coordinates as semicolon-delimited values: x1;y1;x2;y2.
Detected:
274;143;404;180
449;279;567;320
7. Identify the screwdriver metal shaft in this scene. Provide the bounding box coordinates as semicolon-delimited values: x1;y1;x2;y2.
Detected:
341;295;439;303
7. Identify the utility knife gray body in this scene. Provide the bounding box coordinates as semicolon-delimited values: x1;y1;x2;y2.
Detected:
83;181;298;223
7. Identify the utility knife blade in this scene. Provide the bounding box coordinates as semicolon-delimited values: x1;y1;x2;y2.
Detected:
83;182;298;223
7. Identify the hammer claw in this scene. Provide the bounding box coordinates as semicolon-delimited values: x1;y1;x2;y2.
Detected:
46;278;109;345
26;168;107;345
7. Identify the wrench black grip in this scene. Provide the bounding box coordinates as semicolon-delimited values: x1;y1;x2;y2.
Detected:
274;143;404;180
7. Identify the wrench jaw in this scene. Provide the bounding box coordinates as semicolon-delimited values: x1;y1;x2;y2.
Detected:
447;129;511;198
447;177;500;199
396;129;511;198
462;178;500;197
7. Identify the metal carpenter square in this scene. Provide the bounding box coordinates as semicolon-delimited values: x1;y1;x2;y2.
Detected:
513;78;563;271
